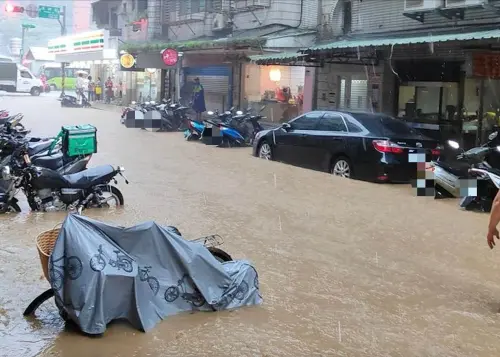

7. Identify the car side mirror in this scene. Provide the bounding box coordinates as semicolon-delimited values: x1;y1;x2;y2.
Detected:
282;123;291;131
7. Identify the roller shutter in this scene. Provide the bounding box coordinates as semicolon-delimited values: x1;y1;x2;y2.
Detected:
350;79;368;110
184;66;231;112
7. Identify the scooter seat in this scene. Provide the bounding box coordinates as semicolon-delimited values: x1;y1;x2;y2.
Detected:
28;140;53;156
434;161;470;178
63;165;115;189
32;152;64;171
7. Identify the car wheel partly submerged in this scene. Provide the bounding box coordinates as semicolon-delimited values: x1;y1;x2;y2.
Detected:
331;157;352;178
258;141;273;160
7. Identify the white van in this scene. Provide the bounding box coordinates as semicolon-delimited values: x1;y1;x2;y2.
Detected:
0;62;43;96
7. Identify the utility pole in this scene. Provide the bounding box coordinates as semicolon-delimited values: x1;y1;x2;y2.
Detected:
20;24;36;64
4;3;67;93
58;6;66;96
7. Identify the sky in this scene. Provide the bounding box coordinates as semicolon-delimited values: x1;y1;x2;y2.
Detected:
0;0;94;55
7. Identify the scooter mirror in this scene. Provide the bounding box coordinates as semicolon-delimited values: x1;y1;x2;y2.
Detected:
207;111;214;115
236;110;243;115
447;140;460;149
489;131;498;141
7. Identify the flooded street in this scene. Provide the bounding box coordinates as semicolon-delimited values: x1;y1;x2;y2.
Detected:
1;94;500;357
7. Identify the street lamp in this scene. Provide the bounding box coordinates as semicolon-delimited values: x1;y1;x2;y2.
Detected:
20;23;35;64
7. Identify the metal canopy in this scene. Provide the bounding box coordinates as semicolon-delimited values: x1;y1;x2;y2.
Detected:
303;29;500;53
248;52;321;67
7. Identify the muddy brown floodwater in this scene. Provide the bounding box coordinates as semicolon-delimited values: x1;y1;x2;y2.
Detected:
0;94;499;357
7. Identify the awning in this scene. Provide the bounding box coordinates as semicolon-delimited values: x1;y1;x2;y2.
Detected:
304;29;500;53
248;52;305;65
248;52;321;67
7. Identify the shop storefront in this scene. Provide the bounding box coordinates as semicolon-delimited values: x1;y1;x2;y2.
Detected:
118;49;180;105
48;30;119;91
179;65;231;112
394;60;462;143
395;55;500;147
463;52;500;145
300;29;500;146
243;63;305;122
315;63;383;113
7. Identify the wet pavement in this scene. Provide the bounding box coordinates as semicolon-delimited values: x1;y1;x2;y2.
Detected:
0;93;498;357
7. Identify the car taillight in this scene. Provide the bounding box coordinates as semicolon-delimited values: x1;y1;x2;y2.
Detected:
431;145;443;156
372;140;404;154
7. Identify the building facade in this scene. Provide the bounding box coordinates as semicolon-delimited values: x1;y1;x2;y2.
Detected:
91;0;322;111
303;0;500;146
72;0;93;33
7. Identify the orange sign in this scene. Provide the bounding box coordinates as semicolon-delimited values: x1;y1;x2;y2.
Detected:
472;53;500;78
120;53;135;69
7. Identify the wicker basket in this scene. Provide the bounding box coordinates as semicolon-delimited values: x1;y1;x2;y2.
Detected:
36;228;61;281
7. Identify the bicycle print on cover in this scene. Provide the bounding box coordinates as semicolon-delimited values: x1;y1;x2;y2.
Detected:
50;214;262;334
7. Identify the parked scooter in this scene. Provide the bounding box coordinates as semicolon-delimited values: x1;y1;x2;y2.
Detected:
429;133;500;211
184;107;237;141
219;106;266;147
158;99;189;132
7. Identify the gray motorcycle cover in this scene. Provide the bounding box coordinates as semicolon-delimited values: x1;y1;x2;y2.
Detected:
49;214;262;334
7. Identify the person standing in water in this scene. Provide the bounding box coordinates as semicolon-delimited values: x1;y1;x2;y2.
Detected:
191;77;206;121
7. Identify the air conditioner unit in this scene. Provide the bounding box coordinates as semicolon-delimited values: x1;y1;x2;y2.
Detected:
445;0;486;7
212;13;227;30
404;0;444;11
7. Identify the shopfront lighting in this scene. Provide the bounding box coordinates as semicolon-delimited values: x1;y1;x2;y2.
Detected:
146;68;156;74
269;68;281;82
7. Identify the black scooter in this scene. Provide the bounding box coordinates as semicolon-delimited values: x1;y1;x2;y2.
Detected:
3;141;127;212
59;91;91;108
159;99;190;131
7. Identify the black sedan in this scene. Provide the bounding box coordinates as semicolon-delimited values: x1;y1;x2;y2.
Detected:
252;110;441;182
